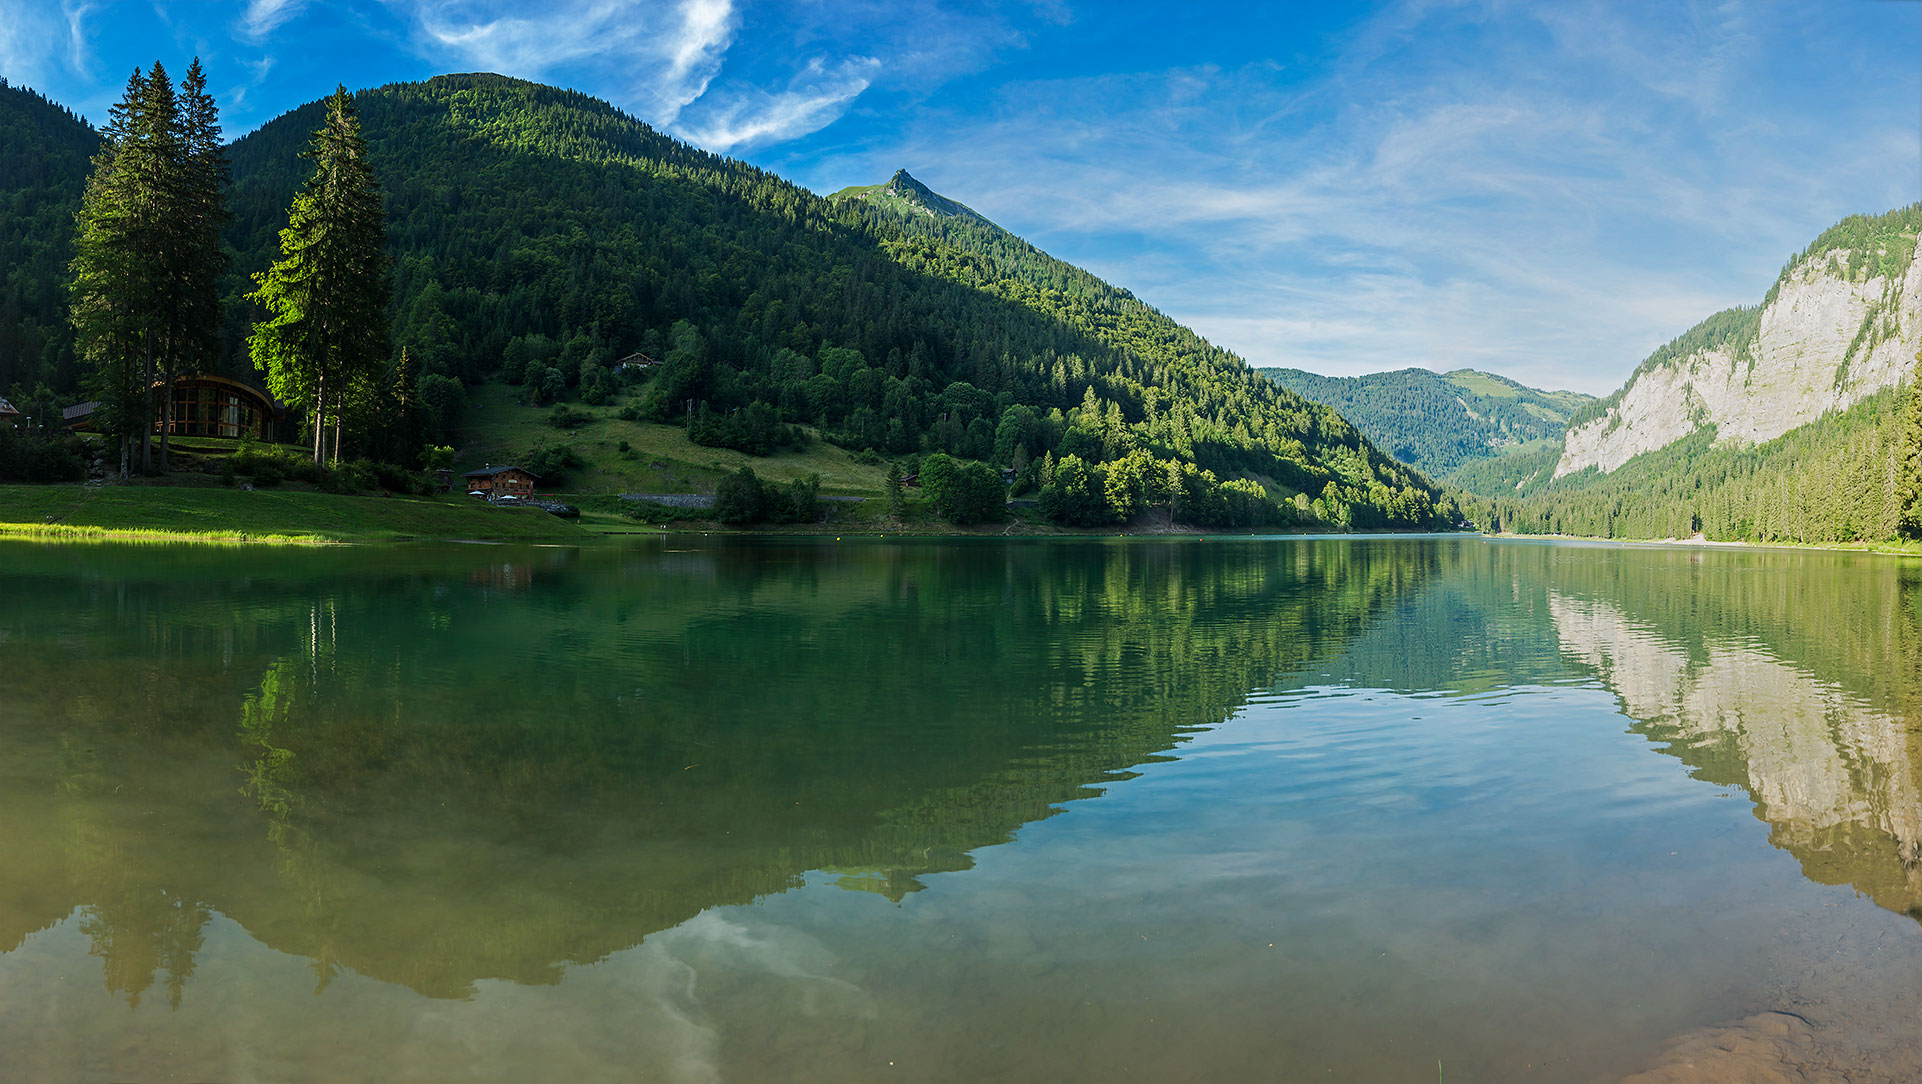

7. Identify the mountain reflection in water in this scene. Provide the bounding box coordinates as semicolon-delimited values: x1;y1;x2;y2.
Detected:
0;536;1916;1082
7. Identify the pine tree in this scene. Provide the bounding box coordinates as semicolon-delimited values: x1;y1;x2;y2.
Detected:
1898;350;1922;540
248;86;390;466
157;58;231;471
70;66;177;477
68;59;229;477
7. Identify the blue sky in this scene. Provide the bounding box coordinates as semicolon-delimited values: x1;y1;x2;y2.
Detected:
3;1;1916;394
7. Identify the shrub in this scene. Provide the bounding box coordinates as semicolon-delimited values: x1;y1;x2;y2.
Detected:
547;404;594;429
0;427;87;482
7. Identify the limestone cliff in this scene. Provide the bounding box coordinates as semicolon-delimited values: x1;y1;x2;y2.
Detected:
1555;206;1922;478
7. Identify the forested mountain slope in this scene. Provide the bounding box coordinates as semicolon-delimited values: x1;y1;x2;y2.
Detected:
1257;366;1591;478
189;76;1442;525
1465;205;1922;545
0;81;98;405
1556;205;1921;478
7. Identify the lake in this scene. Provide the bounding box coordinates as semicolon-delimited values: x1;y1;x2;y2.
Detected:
0;535;1917;1082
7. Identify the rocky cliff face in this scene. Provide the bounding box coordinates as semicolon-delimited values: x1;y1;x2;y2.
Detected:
1556;212;1922;478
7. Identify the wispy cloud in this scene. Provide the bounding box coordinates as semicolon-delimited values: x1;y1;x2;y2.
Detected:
239;0;310;40
395;0;745;131
828;1;1920;394
677;55;881;152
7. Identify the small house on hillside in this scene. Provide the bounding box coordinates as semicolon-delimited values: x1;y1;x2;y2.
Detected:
464;465;539;496
613;352;658;375
0;397;18;426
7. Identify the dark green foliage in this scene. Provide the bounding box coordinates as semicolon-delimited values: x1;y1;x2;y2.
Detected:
247;85;391;464
0;82;97;404
713;466;819;524
521;443;583;485
546;403;593;429
1038;454;1115;526
1473;387;1913;544
919;452;1004;524
1260;367;1593;478
205;77;1441;527
688;400;793;455
231;442;327;487
1442;440;1563;497
0;425;87;481
416;371;464;442
1898;354;1922;539
70;64;191;475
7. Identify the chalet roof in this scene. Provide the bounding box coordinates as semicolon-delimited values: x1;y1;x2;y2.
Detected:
63;401;97;421
0;397;17;416
463;465;540;479
614;352;657;366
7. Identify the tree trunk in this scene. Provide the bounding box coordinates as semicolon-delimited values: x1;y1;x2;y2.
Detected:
119;435;130;482
139;332;155;475
312;371;326;466
159;366;172;473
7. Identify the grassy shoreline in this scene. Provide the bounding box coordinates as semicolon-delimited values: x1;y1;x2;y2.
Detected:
0;483;592;544
1492;531;1922;558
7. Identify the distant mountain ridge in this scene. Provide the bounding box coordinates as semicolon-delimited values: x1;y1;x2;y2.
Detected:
1465;204;1922;546
1258;366;1593;479
1555;204;1921;479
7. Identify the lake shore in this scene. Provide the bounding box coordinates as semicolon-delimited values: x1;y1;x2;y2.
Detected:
0;483;592;544
3;482;1466;544
1492;529;1922;557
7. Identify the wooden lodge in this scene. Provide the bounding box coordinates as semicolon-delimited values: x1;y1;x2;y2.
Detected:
61;375;281;441
463;465;539;496
0;397;18;426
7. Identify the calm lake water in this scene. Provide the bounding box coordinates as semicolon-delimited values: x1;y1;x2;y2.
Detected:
1;535;1918;1082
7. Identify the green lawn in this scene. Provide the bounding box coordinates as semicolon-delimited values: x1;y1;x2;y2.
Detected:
0;483;590;543
453;380;896;498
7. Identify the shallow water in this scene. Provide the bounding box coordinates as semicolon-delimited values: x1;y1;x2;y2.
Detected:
0;535;1917;1082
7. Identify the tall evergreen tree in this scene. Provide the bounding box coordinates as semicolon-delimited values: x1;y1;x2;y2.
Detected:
156;58;231;471
247;86;390;465
1898;350;1922;540
68;60;228;477
69;66;179;477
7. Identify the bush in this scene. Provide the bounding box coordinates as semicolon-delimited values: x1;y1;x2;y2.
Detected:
547;404;594;429
523;443;585;486
0;427;87;482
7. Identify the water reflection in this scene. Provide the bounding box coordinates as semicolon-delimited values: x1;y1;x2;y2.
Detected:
0;537;1437;1005
4;536;1920;1082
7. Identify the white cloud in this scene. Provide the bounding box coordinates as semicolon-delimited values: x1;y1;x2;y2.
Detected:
676;55;880;152
808;1;1920;396
396;0;742;129
240;0;310;40
0;1;61;88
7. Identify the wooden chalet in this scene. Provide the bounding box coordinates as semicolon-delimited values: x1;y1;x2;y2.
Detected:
61;375;282;440
0;397;18;426
463;465;540;496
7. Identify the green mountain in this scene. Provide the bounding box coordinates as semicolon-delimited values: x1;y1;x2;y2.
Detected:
829;168;993;226
1470;204;1922;544
0;80;99;404
3;73;1451;529
1257;366;1593;479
